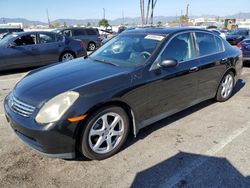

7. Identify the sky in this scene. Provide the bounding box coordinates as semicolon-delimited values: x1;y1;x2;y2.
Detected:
0;0;250;22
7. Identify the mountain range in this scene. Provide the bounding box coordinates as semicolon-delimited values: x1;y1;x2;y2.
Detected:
1;12;250;27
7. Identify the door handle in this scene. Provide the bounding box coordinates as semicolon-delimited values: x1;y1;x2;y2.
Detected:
189;66;199;72
221;58;228;63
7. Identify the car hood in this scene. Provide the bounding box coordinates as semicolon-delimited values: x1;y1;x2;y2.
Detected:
13;58;132;107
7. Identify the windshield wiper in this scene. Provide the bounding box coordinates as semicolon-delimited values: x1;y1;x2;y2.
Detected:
92;58;119;66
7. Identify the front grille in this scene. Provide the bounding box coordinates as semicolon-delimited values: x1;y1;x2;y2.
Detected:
9;94;36;118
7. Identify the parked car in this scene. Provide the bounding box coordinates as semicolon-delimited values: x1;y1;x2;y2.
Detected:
0;31;87;71
237;38;250;61
53;27;101;51
4;27;242;160
101;26;128;44
0;27;24;40
226;28;249;45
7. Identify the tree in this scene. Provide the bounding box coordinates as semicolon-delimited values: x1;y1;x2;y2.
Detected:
51;22;60;28
157;21;162;26
140;0;158;25
87;22;91;27
63;22;67;28
179;15;188;23
140;0;145;25
99;19;109;28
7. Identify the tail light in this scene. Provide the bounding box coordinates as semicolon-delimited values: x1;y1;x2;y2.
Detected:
236;42;243;50
80;41;85;49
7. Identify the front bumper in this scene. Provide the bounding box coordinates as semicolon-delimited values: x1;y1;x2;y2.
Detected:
4;95;78;159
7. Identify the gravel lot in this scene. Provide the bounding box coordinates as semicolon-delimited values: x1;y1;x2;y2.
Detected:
0;65;250;188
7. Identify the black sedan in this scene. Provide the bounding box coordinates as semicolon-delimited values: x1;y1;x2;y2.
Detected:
0;31;87;71
226;28;249;45
4;27;242;160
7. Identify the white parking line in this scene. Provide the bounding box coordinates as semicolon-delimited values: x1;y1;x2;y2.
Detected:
160;122;250;188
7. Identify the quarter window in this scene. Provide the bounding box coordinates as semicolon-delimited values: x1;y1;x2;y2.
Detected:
161;33;194;62
195;32;224;56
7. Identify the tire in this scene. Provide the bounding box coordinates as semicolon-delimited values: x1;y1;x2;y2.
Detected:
88;42;96;51
80;106;129;160
215;71;235;102
59;52;75;62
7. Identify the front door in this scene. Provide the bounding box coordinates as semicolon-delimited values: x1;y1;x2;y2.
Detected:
0;33;40;70
140;32;200;126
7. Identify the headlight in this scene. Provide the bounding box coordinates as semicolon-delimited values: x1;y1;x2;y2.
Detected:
35;91;79;124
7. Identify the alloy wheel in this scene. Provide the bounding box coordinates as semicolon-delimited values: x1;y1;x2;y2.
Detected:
221;74;234;98
62;53;74;62
88;112;125;154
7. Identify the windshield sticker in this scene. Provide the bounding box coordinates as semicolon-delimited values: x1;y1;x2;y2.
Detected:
145;35;165;41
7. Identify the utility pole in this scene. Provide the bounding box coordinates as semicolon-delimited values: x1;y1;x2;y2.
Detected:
186;4;189;18
46;8;51;28
122;9;125;25
103;8;106;19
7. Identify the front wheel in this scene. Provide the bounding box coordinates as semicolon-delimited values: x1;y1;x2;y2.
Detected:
215;71;235;102
60;52;75;62
80;106;129;160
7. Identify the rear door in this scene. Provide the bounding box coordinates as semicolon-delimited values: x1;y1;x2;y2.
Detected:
37;32;64;65
194;32;227;100
0;33;40;70
72;29;89;43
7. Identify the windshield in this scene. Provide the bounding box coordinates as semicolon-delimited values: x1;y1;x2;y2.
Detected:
0;34;15;46
90;34;165;67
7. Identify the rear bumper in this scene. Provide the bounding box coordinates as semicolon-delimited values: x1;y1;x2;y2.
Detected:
4;95;77;159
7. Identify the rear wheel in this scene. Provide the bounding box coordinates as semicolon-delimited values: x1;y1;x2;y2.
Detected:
60;52;75;62
80;106;129;160
88;42;96;51
215;71;235;102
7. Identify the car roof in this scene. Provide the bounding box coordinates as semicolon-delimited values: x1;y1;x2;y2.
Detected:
56;27;97;30
122;27;213;36
11;31;57;35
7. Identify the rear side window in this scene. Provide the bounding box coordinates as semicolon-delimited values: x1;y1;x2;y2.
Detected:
73;29;86;36
161;33;195;62
86;29;97;35
38;33;56;43
195;32;224;56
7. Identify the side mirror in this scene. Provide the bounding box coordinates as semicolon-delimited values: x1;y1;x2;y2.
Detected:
8;42;17;48
159;59;178;68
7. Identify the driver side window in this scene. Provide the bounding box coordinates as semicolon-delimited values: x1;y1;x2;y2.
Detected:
161;33;194;62
14;34;36;46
